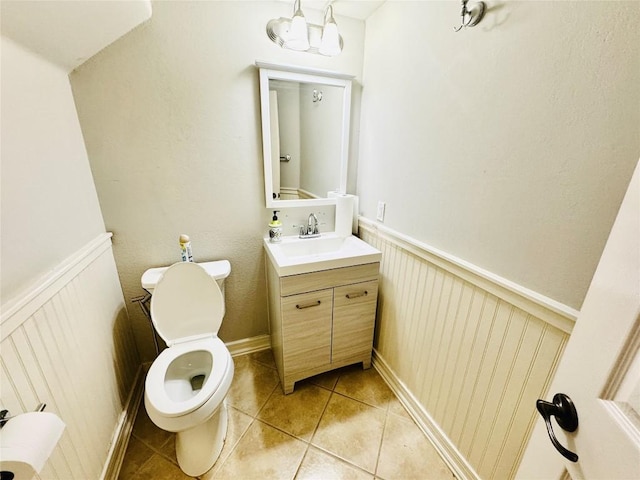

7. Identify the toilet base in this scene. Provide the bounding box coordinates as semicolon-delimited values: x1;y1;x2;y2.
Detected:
175;401;228;477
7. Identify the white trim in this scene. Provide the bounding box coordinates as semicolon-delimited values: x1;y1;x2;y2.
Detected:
255;61;355;80
100;366;145;480
225;334;271;357
358;218;578;334
372;349;481;480
0;232;114;341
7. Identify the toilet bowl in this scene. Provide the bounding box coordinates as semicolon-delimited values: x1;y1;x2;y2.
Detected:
143;261;234;477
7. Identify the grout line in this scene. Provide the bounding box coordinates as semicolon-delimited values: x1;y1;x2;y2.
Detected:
373;404;390;478
292;443;312;480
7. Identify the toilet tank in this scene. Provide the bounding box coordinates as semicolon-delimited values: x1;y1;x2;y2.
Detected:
141;260;231;300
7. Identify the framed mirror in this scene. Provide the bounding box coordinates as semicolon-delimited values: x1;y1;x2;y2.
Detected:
257;62;354;208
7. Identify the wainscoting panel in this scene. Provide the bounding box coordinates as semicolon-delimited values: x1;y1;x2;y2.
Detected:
0;234;139;479
359;220;573;480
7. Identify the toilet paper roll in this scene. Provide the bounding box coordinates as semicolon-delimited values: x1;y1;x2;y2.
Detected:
335;194;354;238
0;412;65;479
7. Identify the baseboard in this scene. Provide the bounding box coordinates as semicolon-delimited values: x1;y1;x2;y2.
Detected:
372;349;481;480
100;366;145;480
225;334;271;357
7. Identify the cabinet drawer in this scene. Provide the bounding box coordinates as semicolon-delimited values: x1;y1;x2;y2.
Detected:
280;263;379;297
281;289;333;373
332;280;378;363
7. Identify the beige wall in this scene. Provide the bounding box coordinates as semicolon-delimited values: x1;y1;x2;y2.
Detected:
1;36;139;478
70;1;365;361
358;1;640;310
1;36;106;301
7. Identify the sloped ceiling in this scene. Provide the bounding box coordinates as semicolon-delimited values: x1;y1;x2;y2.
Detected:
1;0;152;72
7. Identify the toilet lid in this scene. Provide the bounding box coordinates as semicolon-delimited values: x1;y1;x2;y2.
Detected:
150;262;224;345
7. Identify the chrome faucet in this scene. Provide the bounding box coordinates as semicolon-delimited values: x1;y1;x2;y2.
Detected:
298;213;321;238
308;213;319;235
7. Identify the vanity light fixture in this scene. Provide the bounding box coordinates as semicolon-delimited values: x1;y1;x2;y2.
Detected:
453;0;486;32
266;0;343;56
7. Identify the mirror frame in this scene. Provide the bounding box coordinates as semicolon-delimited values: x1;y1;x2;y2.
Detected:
256;61;354;208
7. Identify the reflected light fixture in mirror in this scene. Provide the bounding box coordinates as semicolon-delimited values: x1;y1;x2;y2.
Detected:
266;1;343;56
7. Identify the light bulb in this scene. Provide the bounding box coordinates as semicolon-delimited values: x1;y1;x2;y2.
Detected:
286;9;309;51
320;19;340;56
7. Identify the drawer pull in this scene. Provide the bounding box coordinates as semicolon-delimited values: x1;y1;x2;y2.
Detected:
296;300;321;309
346;290;368;299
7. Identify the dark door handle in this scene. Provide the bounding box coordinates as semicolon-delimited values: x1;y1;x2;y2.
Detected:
536;393;579;462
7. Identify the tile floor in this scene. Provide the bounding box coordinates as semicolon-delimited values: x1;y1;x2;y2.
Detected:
118;350;456;479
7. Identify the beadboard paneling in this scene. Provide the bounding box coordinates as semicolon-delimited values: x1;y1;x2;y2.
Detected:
359;221;571;480
0;234;139;479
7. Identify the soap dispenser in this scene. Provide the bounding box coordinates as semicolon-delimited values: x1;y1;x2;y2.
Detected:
268;211;282;243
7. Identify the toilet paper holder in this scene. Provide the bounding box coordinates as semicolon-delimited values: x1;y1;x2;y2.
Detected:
0;403;46;429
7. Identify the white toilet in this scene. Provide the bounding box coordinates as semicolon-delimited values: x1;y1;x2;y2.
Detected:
142;261;234;477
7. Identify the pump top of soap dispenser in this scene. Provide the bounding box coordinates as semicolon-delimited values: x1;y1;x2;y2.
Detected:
269;211;281;227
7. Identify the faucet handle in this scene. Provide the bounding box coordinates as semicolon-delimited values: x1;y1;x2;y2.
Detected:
293;224;308;235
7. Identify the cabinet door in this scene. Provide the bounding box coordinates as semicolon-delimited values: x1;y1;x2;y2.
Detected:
281;289;333;373
332;280;378;363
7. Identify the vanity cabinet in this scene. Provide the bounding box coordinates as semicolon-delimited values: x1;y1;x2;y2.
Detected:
266;261;380;394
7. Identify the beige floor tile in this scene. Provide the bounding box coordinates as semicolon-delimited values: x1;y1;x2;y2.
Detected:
312;393;386;473
117;436;155;478
304;368;342;391
119;352;456;480
226;354;280;416
376;413;454;480
200;405;254;479
334;367;396;409
247;348;277;369
132;406;173;451
388;397;412;420
295;446;374;480
258;382;331;441
212;420;307;480
131;453;191;480
158;434;177;464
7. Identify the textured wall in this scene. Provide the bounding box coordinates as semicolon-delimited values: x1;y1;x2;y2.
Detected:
1;37;105;301
358;1;640;309
70;1;365;361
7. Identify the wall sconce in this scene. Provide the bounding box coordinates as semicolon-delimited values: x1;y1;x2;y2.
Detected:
453;0;486;32
266;0;343;56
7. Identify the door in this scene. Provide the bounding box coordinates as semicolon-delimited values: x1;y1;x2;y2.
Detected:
281;289;333;375
332;280;378;364
269;90;280;199
518;160;640;479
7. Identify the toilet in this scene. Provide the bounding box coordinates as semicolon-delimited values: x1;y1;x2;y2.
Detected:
142;261;234;477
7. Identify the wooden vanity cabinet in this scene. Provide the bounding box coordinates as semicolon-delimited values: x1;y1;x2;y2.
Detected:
266;261;380;394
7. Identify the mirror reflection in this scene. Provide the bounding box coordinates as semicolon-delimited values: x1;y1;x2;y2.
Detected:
257;62;353;208
270;80;343;200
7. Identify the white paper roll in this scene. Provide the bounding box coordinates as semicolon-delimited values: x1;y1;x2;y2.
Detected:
0;412;65;479
335;194;354;238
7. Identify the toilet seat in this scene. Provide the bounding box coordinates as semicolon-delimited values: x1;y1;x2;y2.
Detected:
150;262;225;346
145;336;230;417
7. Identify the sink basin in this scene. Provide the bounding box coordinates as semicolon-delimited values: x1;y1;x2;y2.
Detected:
264;234;382;276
